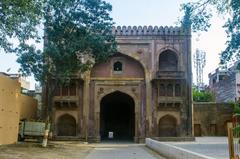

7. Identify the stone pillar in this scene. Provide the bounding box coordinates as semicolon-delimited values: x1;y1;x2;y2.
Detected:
77;80;84;138
184;28;193;136
145;70;152;137
82;71;90;142
152;81;158;137
138;81;147;143
134;109;139;142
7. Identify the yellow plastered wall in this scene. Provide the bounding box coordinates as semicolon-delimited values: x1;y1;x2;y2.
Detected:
0;74;37;145
0;75;20;145
19;94;37;120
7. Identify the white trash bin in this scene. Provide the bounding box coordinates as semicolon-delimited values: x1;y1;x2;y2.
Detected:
108;132;113;139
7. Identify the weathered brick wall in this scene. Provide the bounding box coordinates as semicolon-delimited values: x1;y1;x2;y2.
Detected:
193;102;233;136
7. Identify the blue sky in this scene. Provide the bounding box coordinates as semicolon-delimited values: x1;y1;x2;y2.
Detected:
0;0;227;89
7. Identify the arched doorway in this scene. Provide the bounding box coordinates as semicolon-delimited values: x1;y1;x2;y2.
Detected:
57;114;76;136
159;115;177;137
100;91;135;141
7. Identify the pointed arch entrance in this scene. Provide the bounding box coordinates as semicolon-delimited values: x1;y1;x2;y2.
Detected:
57;114;76;136
158;115;177;137
100;91;135;141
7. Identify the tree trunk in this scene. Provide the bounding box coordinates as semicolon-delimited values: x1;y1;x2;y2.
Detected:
42;79;57;147
42;82;51;147
42;116;49;147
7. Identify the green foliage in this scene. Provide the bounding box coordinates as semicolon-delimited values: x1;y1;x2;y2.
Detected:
233;102;240;114
180;0;240;67
228;102;240;135
0;0;43;52
16;0;116;84
4;0;116;116
180;2;212;32
220;0;240;66
192;88;215;102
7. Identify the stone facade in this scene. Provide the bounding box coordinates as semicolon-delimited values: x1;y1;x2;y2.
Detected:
51;26;193;142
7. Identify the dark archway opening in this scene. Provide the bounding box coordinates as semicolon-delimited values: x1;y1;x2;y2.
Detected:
57;114;76;136
113;61;123;71
100;91;135;141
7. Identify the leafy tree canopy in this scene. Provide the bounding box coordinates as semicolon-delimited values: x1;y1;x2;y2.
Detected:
193;87;215;102
15;0;116;84
2;0;116;120
0;0;43;53
180;0;240;67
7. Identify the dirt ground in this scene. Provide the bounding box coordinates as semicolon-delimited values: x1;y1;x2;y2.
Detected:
0;141;166;159
0;141;93;159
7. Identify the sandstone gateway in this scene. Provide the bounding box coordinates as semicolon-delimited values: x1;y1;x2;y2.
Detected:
49;26;192;142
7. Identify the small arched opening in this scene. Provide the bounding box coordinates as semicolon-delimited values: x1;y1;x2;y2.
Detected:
159;115;177;137
166;84;173;96
113;61;123;71
57;114;77;136
175;84;181;96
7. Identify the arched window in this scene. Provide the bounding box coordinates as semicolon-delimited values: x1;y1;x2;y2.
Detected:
159;115;177;137
57;114;76;136
54;86;60;96
69;81;76;96
166;84;173;96
113;61;123;71
159;50;178;71
62;85;68;96
159;84;165;96
175;84;181;96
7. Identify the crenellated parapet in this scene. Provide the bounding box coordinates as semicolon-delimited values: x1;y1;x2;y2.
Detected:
112;26;190;36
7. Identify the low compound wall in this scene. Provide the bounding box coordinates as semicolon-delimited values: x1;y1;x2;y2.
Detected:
0;74;37;145
193;102;233;136
146;138;215;159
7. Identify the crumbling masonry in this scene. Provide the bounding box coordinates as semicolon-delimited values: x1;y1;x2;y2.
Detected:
49;26;193;142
